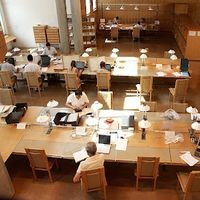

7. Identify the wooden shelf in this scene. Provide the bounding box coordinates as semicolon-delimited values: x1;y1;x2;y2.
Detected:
0;31;7;62
46;27;60;44
33;25;47;43
173;15;200;60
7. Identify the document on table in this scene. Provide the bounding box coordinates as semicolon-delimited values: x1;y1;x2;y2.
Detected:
116;139;128;151
17;122;27;129
76;127;86;136
180;152;199;166
41;67;48;72
73;148;88;163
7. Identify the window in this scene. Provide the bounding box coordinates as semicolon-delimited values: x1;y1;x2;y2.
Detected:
93;0;97;11
86;0;91;16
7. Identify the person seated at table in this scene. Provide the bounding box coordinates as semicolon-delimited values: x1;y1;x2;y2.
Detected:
42;42;57;56
0;57;19;91
24;54;45;88
113;16;119;24
134;21;143;29
73;142;105;183
66;89;89;112
99;61;111;72
70;60;84;79
140;18;147;30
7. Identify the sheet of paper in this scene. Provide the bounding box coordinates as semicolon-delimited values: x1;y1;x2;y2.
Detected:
76;127;86;136
41;67;48;72
156;71;166;76
73;148;88;163
180;152;199;166
17;122;27;129
116;139;128;151
172;72;181;77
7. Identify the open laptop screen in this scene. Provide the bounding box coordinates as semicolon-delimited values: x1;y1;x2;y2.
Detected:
98;134;111;144
105;64;111;71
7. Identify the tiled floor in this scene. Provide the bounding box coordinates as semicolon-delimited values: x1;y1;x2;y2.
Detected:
5;32;200;200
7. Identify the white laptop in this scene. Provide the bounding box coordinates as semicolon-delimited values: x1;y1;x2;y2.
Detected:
97;134;111;154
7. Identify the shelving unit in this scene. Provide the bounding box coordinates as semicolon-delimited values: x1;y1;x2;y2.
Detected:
0;31;7;62
67;15;74;48
82;17;96;47
173;14;200;60
46;27;60;44
33;25;47;43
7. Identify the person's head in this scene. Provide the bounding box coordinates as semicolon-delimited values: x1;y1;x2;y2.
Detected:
27;54;33;62
71;60;76;68
100;61;106;69
6;57;13;65
85;142;97;157
116;16;119;20
46;42;51;49
75;89;83;100
137;21;141;25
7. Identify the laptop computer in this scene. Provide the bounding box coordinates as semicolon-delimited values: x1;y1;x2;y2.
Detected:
97;134;111;154
76;61;85;69
40;55;51;67
105;64;111;71
180;58;189;72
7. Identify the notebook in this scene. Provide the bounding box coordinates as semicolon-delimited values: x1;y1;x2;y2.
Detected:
97;134;111;154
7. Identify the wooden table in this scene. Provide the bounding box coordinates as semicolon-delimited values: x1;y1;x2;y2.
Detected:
0;107;198;166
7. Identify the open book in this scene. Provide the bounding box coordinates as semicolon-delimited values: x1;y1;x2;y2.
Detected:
73;148;88;163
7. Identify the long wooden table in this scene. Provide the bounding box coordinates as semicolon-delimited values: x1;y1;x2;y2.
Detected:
0;107;198;166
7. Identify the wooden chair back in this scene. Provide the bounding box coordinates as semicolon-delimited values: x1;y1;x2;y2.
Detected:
81;167;107;199
135;157;160;190
25;148;56;182
25;72;42;97
140;76;153;93
186;171;200;193
0;71;13;88
96;72;111;91
172;102;188;113
173;79;189;102
98;91;113;109
145;101;157;112
111;27;119;41
132;27;141;39
64;72;80;96
0;88;15;105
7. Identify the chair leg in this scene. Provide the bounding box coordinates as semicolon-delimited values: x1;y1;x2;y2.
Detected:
136;177;139;190
38;87;41;97
149;91;152;101
153;178;157;190
47;169;53;182
103;186;107;200
28;86;32;97
31;168;37;181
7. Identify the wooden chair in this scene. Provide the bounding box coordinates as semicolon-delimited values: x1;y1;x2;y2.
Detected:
81;167;107;200
169;79;189;103
177;171;200;200
0;88;15;105
172;102;188;113
25;148;58;182
64;72;81;96
98;91;113;109
136;76;153;102
135;157;160;190
25;72;43;97
145;101;157;112
110;27;119;41
132;27;141;41
96;72;111;91
0;71;16;93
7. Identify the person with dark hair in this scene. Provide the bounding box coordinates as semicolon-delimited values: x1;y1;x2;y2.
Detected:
73;142;105;183
66;89;89;111
42;42;57;56
100;61;106;69
70;60;84;78
0;57;18;89
134;21;143;29
113;16;119;24
24;54;44;87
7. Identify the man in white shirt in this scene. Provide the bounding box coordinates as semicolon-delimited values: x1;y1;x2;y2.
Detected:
66;89;89;112
134;21;143;29
42;42;57;56
73;142;105;183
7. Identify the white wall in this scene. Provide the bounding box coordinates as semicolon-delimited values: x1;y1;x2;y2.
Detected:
2;0;58;48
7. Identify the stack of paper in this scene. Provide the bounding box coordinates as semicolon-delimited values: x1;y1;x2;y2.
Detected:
76;127;86;136
73;148;88;163
116;139;128;151
180;152;199;166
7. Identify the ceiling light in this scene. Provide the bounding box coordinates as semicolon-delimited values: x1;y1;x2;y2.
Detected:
134;5;139;10
120;5;124;10
148;6;153;11
106;5;111;10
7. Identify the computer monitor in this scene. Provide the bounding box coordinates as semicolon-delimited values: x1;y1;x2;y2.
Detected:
98;134;111;145
180;58;189;72
40;55;51;67
105;64;111;72
76;61;85;69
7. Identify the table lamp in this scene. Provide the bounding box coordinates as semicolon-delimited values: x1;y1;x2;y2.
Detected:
112;48;119;53
168;49;175;55
91;101;103;118
186;106;198;121
85;48;92;53
140;48;148;54
170;54;177;69
140;53;148;66
81;52;89;58
110;52;118;67
139;102;150;118
138;116;151;140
